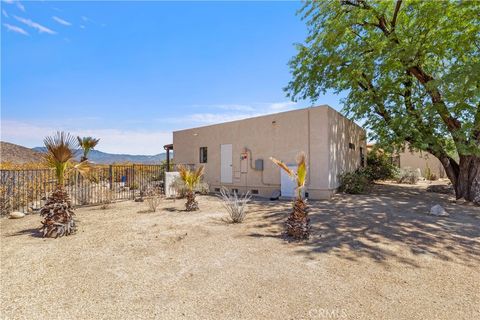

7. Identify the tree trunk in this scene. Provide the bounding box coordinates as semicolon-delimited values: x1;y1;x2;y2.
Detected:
440;154;480;204
455;155;480;204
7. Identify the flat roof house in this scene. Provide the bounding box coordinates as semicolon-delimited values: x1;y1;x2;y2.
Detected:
172;105;366;200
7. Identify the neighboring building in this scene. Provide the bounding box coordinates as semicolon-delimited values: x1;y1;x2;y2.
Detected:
367;144;446;179
396;148;446;179
172;105;366;200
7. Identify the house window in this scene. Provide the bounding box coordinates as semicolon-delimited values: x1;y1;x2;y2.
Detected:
349;143;355;150
199;147;207;163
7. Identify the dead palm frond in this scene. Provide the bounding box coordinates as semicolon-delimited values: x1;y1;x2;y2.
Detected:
77;136;100;162
270;151;310;239
270;151;307;200
177;164;205;211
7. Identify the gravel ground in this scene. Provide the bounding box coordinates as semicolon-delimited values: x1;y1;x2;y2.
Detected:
1;182;479;320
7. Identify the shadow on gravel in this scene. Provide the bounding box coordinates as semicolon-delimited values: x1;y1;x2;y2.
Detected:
247;183;480;267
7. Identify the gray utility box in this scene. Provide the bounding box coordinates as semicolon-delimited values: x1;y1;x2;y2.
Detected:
255;159;264;171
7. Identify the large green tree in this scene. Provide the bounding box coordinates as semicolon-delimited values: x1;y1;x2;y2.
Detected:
286;0;480;203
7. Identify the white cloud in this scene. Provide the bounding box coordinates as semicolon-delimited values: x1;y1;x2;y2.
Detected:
3;23;28;36
16;0;24;12
0;120;172;155
268;101;297;111
2;9;8;18
14;15;56;34
165;101;299;127
2;0;14;4
52;16;71;26
211;104;255;112
80;25;85;29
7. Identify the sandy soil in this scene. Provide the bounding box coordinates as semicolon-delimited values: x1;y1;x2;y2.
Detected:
1;182;479;320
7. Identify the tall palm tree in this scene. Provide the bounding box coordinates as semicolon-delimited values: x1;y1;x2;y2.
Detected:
270;152;310;239
178;164;204;211
77;136;100;162
40;132;91;238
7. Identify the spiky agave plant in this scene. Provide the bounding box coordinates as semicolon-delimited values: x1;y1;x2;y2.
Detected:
77;136;100;162
40;132;91;238
178;164;205;211
270;152;310;239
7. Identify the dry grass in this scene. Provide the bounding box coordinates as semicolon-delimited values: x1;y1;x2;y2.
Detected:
1;182;479;319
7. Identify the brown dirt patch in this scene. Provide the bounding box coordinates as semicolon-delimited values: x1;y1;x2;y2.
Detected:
1;182;479;319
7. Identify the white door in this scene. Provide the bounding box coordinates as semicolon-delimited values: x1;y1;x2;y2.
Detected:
220;144;233;184
280;165;296;198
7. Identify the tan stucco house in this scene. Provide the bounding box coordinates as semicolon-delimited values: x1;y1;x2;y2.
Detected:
172;105;366;200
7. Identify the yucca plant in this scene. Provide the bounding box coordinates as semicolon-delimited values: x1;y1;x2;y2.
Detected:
270;152;310;239
77;136;100;162
40;132;91;238
178;164;205;211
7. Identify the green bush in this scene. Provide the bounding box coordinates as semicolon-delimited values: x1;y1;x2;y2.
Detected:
424;164;438;181
366;152;399;181
396;167;419;184
338;168;372;194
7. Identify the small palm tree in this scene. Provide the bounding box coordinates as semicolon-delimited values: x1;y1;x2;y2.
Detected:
178;164;205;211
40;132;91;238
77;136;100;162
270;152;310;239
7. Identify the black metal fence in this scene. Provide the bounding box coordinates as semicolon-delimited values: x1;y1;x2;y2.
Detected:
0;164;165;215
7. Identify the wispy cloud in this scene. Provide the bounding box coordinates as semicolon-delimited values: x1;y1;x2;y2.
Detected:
52;16;71;26
14;15;56;34
164;101;300;127
268;101;297;111
192;104;255;112
1;120;172;155
2;9;8;18
16;0;25;12
3;23;29;36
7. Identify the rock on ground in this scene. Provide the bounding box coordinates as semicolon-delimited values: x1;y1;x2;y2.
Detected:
9;211;25;219
429;204;449;217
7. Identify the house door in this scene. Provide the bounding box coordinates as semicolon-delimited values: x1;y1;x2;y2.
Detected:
220;144;233;184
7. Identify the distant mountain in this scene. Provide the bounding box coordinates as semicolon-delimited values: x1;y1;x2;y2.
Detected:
0;141;44;164
32;147;167;164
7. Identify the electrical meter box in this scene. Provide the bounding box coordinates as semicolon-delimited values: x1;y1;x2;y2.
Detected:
255;159;264;171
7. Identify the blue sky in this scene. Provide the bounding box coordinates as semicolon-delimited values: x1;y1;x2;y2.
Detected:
1;0;346;154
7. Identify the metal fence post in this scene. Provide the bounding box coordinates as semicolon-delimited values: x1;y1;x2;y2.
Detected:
132;164;135;200
109;165;113;190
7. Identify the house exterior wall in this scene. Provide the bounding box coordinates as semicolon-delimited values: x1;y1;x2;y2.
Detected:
172;105;365;200
397;149;446;178
326;107;367;191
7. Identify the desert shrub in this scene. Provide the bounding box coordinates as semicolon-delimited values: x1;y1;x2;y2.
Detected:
396;167;419;184
144;187;162;212
195;182;210;195
220;187;251;223
99;187;113;209
171;177;188;198
338;168;372;194
366;152;399;181
424;165;438;181
170;177;208;197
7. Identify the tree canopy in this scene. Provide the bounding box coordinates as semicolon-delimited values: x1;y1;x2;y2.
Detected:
286;0;479;157
286;0;480;202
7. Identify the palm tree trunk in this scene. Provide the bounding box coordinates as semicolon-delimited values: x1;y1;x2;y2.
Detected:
185;190;199;211
40;186;76;238
285;198;310;239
